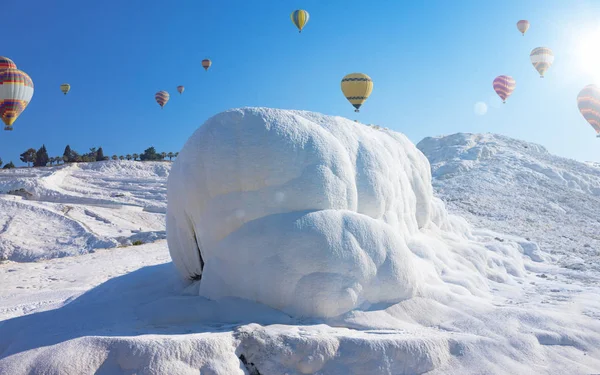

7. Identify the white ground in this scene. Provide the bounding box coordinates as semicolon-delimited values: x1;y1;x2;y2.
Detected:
0;161;168;261
1;114;600;374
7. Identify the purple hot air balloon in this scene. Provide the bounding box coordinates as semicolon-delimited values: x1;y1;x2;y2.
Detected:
493;75;516;103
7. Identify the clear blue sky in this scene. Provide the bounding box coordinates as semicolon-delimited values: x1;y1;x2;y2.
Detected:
2;0;600;165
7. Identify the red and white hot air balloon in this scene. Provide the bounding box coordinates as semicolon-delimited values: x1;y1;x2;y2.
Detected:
155;91;169;109
577;84;600;137
493;75;516;103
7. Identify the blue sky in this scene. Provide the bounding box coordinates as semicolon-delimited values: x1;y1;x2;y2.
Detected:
2;0;600;165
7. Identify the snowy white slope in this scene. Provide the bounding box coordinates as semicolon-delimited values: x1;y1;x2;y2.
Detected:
417;133;600;272
0;161;169;261
2;111;600;375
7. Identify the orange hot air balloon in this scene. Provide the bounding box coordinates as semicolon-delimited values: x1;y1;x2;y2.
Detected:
202;59;212;71
493;75;516;103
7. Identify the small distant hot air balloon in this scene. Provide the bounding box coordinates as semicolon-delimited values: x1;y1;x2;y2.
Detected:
530;47;554;78
291;10;310;33
177;85;185;95
577;84;600;137
60;83;70;95
0;57;17;72
493;75;516;103
202;59;212;71
517;20;530;36
0;68;34;131
341;73;373;112
155;91;169;109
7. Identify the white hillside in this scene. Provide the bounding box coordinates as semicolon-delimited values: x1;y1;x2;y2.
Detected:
0;161;168;261
418;133;600;271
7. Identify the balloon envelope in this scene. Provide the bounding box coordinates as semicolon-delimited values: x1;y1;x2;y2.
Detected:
0;69;34;129
202;59;211;71
517;20;530;36
177;85;184;94
0;57;17;72
493;75;516;103
530;47;554;77
155;91;169;108
60;83;70;95
341;73;373;112
291;10;310;33
577;84;600;135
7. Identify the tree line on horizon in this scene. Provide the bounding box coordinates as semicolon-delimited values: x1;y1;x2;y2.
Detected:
0;145;179;169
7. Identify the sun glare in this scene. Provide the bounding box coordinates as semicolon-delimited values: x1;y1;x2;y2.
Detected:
575;27;600;83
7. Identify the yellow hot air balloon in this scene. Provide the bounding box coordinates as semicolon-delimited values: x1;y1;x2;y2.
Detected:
291;10;309;33
60;83;70;95
341;73;373;112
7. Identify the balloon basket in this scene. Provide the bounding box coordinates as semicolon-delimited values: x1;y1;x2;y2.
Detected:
354;109;359;113
4;126;12;131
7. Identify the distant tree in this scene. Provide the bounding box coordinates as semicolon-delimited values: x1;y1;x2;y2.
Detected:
0;156;2;167
132;153;139;161
48;157;54;166
167;152;174;161
2;161;15;169
96;147;105;162
160;152;167;160
140;147;162;161
20;148;37;167
34;145;49;167
126;154;132;161
119;155;125;160
63;145;72;163
175;152;179;158
112;155;118;160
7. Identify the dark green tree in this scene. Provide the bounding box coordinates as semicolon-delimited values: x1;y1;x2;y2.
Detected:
140;146;162;161
63;145;72;163
34;145;49;167
20;148;37;167
126;154;132;161
96;147;105;162
3;161;15;169
133;153;139;161
112;155;118;160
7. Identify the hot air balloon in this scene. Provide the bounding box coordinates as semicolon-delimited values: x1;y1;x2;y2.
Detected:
0;68;34;131
341;73;373;112
517;20;530;36
177;85;185;95
155;91;169;109
291;10;310;33
60;83;70;95
0;57;17;72
202;59;212;71
577;84;600;137
530;47;554;78
493;75;516;103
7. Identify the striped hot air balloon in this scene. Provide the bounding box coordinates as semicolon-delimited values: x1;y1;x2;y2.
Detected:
0;57;17;72
291;10;310;33
177;85;184;95
530;47;554;78
155;91;169;109
493;75;516;103
201;59;211;71
341;73;373;112
60;83;70;95
0;68;34;131
517;20;530;36
577;84;600;137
